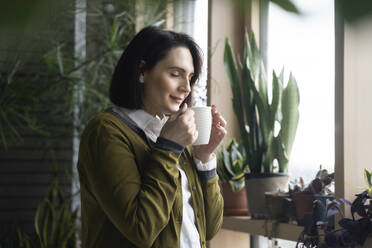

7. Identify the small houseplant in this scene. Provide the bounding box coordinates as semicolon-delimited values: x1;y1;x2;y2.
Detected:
224;31;300;217
290;167;334;225
297;168;372;247
217;139;249;215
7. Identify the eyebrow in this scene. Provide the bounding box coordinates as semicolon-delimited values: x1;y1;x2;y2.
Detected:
168;66;194;75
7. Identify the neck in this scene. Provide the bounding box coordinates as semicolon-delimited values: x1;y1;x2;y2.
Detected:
141;104;163;118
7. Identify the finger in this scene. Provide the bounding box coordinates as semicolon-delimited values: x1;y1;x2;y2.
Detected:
179;111;195;127
218;115;227;127
186;124;197;143
212;104;217;113
216;124;227;136
211;121;226;134
212;104;221;116
193;130;199;143
181;108;196;124
189;122;197;135
179;102;188;114
169;103;188;121
213;113;227;127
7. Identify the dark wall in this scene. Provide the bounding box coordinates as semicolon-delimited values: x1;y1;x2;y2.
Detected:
0;1;75;234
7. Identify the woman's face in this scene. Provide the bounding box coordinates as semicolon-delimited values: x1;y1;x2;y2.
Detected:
141;46;194;116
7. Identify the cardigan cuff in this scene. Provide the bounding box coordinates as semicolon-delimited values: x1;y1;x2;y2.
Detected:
197;169;217;180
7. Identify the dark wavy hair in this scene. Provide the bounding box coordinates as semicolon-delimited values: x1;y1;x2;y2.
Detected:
109;26;203;109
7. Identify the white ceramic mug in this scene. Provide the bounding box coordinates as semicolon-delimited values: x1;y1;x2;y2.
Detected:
192;106;212;145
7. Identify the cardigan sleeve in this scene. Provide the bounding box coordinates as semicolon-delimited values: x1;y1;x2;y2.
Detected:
201;176;224;240
79;118;181;247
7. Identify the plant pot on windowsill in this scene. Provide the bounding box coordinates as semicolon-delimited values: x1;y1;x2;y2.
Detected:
217;139;249;216
291;168;335;226
265;191;293;221
245;173;289;219
292;193;335;227
292;191;314;226
221;182;248;216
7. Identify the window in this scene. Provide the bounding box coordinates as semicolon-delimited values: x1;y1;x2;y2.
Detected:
266;1;335;246
173;0;209;106
268;0;335;184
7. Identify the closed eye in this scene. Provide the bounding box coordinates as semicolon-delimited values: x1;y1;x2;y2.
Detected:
171;72;180;77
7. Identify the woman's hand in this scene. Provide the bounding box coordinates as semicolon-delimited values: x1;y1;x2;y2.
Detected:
159;103;198;147
193;105;227;163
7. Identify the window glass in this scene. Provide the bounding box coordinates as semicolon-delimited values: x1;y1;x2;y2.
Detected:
268;0;335;184
267;0;335;246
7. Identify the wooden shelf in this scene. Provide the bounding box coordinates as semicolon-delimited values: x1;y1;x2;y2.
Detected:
222;216;303;242
222;217;372;247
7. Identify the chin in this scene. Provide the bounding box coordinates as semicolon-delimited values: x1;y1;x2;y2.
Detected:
166;104;181;114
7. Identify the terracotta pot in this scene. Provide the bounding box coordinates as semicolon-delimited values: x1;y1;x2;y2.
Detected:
221;183;249;216
245;173;289;218
292;191;314;226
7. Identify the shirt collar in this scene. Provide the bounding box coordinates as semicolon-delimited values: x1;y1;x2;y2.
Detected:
113;106;168;141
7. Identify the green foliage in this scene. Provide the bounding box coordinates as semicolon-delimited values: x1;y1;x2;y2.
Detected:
290;166;334;196
364;168;372;197
0;62;50;149
41;9;137;133
34;177;78;248
0;172;78;248
224;31;300;174
314;166;334;195
217;139;249;192
0;223;34;248
315;166;335;182
0;1;169;246
0;0;168;149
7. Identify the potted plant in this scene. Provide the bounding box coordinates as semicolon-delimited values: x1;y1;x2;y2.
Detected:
224;31;300;218
217;139;249;216
290;166;334;226
297;169;372;247
264;190;292;222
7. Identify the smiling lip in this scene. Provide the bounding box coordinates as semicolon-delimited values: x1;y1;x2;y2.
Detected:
170;96;184;103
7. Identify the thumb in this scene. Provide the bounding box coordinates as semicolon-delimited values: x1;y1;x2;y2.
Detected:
169;103;188;121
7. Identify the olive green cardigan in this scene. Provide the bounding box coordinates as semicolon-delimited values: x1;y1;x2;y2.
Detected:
77;111;224;248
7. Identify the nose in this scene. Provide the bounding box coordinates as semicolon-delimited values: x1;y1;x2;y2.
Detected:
179;78;191;94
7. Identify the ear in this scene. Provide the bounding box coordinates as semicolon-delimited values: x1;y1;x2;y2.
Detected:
139;60;146;83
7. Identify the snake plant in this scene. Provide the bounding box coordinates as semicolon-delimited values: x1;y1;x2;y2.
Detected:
224;31;300;174
217;139;249;192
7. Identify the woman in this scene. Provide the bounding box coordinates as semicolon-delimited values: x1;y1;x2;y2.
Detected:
77;26;226;248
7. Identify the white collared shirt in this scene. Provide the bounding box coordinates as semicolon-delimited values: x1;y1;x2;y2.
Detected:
113;106;216;248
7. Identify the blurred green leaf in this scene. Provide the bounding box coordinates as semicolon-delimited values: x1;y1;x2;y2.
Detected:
364;168;372;187
269;0;300;14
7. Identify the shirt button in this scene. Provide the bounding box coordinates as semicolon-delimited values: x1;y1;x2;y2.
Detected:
192;185;196;191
